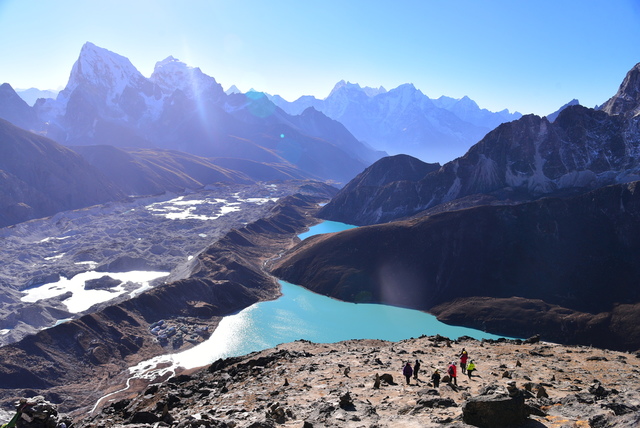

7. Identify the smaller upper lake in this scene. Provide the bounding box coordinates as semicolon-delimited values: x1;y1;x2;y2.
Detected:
296;220;356;240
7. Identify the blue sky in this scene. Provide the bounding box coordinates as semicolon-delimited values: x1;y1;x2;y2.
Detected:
1;0;639;116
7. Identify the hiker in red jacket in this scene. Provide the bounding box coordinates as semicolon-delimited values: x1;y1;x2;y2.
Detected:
448;362;458;385
459;349;469;375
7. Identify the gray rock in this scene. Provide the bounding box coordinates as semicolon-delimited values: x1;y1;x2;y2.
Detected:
462;393;528;427
84;275;121;290
379;373;394;385
129;411;160;424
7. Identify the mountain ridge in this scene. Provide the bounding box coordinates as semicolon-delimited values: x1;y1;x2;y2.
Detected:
0;118;125;227
20;42;379;185
270;80;522;163
319;98;640;225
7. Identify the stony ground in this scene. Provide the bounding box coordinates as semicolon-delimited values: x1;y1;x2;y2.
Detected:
74;335;640;427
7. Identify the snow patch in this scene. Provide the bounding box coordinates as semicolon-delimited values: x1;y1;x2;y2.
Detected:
21;270;169;313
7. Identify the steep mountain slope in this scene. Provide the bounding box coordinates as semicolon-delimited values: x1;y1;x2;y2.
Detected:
546;98;580;122
600;62;640;118
273;181;640;351
209;157;312;182
0;119;124;227
26;43;378;185
319;68;640;225
318;154;440;224
69;145;252;195
0;83;40;132
271;80;521;163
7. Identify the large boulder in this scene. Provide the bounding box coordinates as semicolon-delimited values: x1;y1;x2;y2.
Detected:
462;387;528;427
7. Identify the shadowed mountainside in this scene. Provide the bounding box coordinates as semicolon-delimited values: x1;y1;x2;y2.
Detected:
318;154;441;225
273;181;640;351
69;145;253;195
0;119;124;227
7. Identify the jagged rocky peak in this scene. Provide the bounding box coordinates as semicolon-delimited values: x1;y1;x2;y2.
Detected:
601;62;640;118
383;83;433;109
0;83;40;130
546;99;580;122
65;42;147;94
150;56;224;99
454;95;480;110
327;80;386;98
225;84;242;95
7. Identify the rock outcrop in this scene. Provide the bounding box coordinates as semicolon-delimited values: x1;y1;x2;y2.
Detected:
601;62;640;118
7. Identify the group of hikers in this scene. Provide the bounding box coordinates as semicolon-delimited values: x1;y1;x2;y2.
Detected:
402;347;477;387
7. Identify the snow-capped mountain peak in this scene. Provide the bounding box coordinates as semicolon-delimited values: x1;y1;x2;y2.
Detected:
65;42;146;94
362;85;387;97
150;56;222;99
327;80;386;99
455;95;480;110
328;80;361;97
225;85;242;95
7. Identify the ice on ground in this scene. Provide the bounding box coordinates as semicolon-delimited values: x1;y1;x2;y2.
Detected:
145;194;278;221
21;271;169;313
44;253;65;261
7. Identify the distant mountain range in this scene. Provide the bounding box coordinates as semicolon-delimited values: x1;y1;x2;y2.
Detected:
319;63;640;225
15;88;59;106
0;42;530;226
270;81;522;163
1;42;383;188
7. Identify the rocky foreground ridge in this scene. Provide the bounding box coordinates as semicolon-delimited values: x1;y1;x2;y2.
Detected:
6;336;640;427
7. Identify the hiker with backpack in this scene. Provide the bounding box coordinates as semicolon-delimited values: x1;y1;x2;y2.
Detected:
431;369;441;388
467;360;477;379
402;361;413;385
1;399;31;428
459;348;469;374
413;359;421;380
447;362;457;385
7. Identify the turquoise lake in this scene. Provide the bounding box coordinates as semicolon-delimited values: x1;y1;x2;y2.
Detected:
144;221;510;371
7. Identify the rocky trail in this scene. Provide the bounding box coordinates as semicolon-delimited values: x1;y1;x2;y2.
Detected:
25;335;640;427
